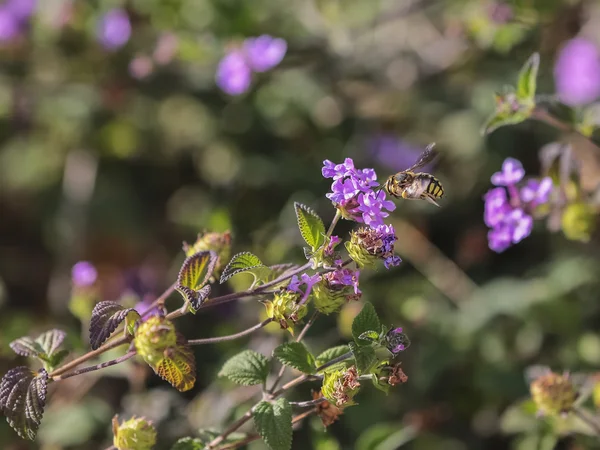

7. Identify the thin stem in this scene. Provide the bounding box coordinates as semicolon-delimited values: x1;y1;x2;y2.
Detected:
573;407;600;437
326;210;342;237
530;107;573;133
314;351;353;373
207;410;254;449
49;335;130;378
188;319;273;345
54;351;136;381
268;311;319;394
289;397;327;408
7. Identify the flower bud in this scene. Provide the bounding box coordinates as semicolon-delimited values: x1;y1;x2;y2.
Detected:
183;231;232;275
112;415;156;450
561;202;596;243
265;290;307;334
530;372;576;416
321;366;361;407
346;225;401;269
385;327;411;355
312;281;348;315
134;315;177;366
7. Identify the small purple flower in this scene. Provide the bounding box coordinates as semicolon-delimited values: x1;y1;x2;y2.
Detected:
491;158;525;186
488;224;513;253
357;190;396;226
243;35;287;72
97;8;131;51
508;208;533;242
0;7;19;42
5;0;37;21
328;268;361;295
369;135;432;173
288;275;302;293
385;327;410;355
484;187;510;228
288;273;321;305
554;38;600;107
72;261;98;287
216;50;252;96
324;235;341;256
520;177;553;205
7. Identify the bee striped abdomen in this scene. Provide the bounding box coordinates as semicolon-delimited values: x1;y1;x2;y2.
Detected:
426;177;444;198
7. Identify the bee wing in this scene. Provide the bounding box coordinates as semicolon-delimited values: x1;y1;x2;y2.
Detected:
406;143;438;172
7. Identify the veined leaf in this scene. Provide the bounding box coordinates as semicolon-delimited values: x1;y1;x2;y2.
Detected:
153;332;196;392
181;285;211;314
10;330;68;371
358;330;379;343
349;342;377;374
294;203;326;251
175;251;218;307
220;252;265;284
253;398;292;450
517;52;540;103
273;342;316;374
0;367;48;440
218;350;269;386
171;437;205;449
315;345;351;369
352;303;381;347
90;301;140;350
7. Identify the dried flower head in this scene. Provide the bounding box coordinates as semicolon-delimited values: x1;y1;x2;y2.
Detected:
388;363;409;386
312;390;343;427
321;366;361;407
346;224;401;269
264;289;307;334
530;371;577;416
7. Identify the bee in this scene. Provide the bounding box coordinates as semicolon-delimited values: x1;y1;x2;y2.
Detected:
378;143;444;207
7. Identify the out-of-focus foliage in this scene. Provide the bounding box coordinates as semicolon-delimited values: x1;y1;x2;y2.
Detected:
3;0;600;449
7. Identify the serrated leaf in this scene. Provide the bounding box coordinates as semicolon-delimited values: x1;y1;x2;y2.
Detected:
9;337;44;358
89;301;140;350
153;332;196;392
171;437;205;450
273;342;316;375
253;398;292;450
10;329;67;361
0;367;48;440
349;342;377;374
218;350;269;386
481;109;530;135
294;203;326;251
175;251;217;308
517;52;540;103
358;330;379;342
315;346;351;367
36;329;67;357
220;252;265;284
352;303;381;347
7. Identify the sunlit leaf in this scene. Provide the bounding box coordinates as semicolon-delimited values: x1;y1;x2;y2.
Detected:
253;398;292;450
153;332;196;392
0;367;48;440
315;345;351;371
220;252;265;284
273;342;316;374
171;437;205;449
481;109;530;135
349;342;377;374
294;202;326;251
90;301;140;350
517;52;540;103
176;250;218;308
352;303;381;347
218;350;269;386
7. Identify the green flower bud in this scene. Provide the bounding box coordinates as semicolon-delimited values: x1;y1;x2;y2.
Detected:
345;230;378;268
561;202;596;242
265;290;307;335
134;316;177;366
312;281;348;315
183;231;232;275
321;366;360;408
112;415;156;450
530;372;576;416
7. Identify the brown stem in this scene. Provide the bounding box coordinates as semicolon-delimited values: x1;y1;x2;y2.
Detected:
54;351;136;380
207;410;254;449
188;319;273;345
530;107;573;133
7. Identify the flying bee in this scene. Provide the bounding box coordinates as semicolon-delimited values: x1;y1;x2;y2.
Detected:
377;143;444;207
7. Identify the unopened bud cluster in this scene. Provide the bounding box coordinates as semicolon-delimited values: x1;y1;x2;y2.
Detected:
112;415;156;450
134;316;177;366
529;371;577;416
183;230;232;275
265;289;307;332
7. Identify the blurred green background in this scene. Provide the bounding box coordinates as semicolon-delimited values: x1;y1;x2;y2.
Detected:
2;0;600;449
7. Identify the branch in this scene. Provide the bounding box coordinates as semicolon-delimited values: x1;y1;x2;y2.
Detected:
53;351;136;381
188;319;273;345
573;407;600;437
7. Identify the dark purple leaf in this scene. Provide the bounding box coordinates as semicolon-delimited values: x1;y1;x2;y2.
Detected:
89;301;140;350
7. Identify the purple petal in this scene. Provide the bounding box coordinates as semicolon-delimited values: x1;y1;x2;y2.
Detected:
243;35;287;72
555;38;600;106
216;50;252;95
72;261;98;287
97;9;131;51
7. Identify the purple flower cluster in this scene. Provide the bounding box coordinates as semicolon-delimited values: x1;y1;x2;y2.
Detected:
96;8;131;51
554;38;600;106
322;158;395;226
484;158;553;252
324;267;361;297
216;35;287;95
72;261;98;287
0;0;36;42
288;272;322;305
375;224;402;268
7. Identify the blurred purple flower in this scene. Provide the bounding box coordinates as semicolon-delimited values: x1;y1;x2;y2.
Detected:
487;2;513;24
491;157;525;186
216;50;252;95
484;187;510;228
243;35;287;72
72;261;98;287
5;0;36;21
129;55;153;79
0;7;19;41
134;295;160;319
369;135;430;173
554;38;600;106
153;32;178;65
97;8;131;51
520;177;553;205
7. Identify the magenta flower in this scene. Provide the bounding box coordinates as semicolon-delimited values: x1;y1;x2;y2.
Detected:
0;7;19;42
97;8;131;51
324;235;341;256
385;327;410;355
491;158;525;186
554;38;600;106
327;268;361;295
243;35;287;72
484;187;510;228
72;261;98;287
288;273;322;305
357;191;396;226
5;0;37;21
520;177;553;205
216;50;252;95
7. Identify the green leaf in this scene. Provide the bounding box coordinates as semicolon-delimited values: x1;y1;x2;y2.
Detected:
273;342;316;374
358;330;379;343
89;301;140;350
352;303;381;347
349;342;377;374
0;367;48;440
176;251;218;307
294;202;326;251
171;437;205;450
253;398;292;450
315;346;351;368
481;109;530;135
517;52;540;103
153;332;196;392
218;350;270;386
10;329;67;359
220;252;265;284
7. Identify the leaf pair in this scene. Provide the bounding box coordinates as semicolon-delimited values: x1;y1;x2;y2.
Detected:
10;329;68;372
